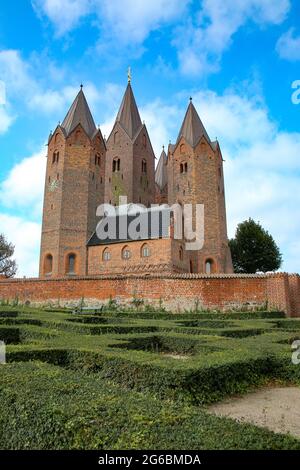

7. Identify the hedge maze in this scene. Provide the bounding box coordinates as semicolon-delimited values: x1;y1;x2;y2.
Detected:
1;306;300;449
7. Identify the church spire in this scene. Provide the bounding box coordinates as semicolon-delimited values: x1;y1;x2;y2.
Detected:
177;99;210;148
155;147;168;190
115;81;142;140
61;87;97;138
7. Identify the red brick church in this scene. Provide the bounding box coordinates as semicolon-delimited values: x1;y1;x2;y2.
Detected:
39;77;233;278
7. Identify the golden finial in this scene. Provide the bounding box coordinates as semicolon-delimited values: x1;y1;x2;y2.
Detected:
127;66;132;83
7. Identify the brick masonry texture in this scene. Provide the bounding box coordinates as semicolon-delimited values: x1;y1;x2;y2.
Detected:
0;273;299;316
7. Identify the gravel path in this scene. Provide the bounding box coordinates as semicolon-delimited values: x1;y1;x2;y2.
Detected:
208;387;300;439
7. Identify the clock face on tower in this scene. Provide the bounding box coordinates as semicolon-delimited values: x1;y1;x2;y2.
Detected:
48;179;59;192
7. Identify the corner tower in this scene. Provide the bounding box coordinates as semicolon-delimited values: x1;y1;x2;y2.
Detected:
39;87;106;277
168;98;233;274
105;78;155;206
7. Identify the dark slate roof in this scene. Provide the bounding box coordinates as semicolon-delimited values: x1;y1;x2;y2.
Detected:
116;83;142;139
61;88;97;138
155;148;168;190
87;205;171;246
177;101;210;148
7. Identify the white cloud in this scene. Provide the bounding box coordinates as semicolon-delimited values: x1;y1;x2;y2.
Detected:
0;149;46;218
0;80;14;134
32;0;190;43
0;106;14;135
174;0;291;75
0;214;41;277
276;28;300;61
98;0;189;44
0;49;104;123
32;0;91;37
140;100;180;157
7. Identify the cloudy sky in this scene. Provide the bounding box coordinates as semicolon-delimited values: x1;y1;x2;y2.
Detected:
0;0;299;276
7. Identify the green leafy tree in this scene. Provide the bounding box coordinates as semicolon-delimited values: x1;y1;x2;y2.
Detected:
0;234;17;278
229;218;282;273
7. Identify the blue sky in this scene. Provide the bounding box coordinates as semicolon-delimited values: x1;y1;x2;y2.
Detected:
0;0;299;276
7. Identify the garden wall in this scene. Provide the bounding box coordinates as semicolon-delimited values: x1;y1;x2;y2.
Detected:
0;273;299;316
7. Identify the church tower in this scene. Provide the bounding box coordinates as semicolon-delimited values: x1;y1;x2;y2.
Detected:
39;87;106;277
105;78;155;206
168;98;233;274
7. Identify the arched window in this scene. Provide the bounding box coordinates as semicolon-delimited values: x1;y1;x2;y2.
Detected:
142;159;147;173
55;133;60;144
75;130;81;143
180;162;187;173
114;131;119;144
122;246;131;260
142;134;147;148
141;244;150;258
205;259;213;274
44;254;53;275
102;248;111;261
113;158;120;172
179;246;183;261
95;154;101;166
67;253;76;274
190;260;193;273
180;143;185;154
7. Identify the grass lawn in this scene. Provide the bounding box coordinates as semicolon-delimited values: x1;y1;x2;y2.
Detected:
1;306;300;449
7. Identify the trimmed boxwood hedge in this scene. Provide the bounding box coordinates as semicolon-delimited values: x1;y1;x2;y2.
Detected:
0;362;300;450
1;306;300;449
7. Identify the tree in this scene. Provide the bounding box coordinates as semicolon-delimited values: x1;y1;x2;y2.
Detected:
229;218;282;274
0;234;17;278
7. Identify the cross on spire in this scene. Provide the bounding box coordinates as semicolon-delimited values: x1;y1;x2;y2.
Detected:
127;67;132;83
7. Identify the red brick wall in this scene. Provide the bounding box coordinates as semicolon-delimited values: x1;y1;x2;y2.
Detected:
288;274;300;318
87;239;173;275
0;273;298;315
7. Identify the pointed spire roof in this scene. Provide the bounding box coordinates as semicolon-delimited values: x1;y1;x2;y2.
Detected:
177;99;210;148
155;147;168;190
61;87;97;138
116;83;142;140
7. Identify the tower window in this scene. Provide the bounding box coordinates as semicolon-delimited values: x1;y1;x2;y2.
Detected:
44;254;53;276
205;259;214;274
142;159;147;173
52;151;59;164
142;134;147;148
141;244;150;258
67;253;76;274
179;246;183;261
113;158;120;172
180;162;188;173
102;248;111;261
122;246;131;260
114;131;119;145
95;154;101;166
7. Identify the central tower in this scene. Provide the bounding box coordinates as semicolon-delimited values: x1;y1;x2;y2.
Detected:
105;79;155;206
